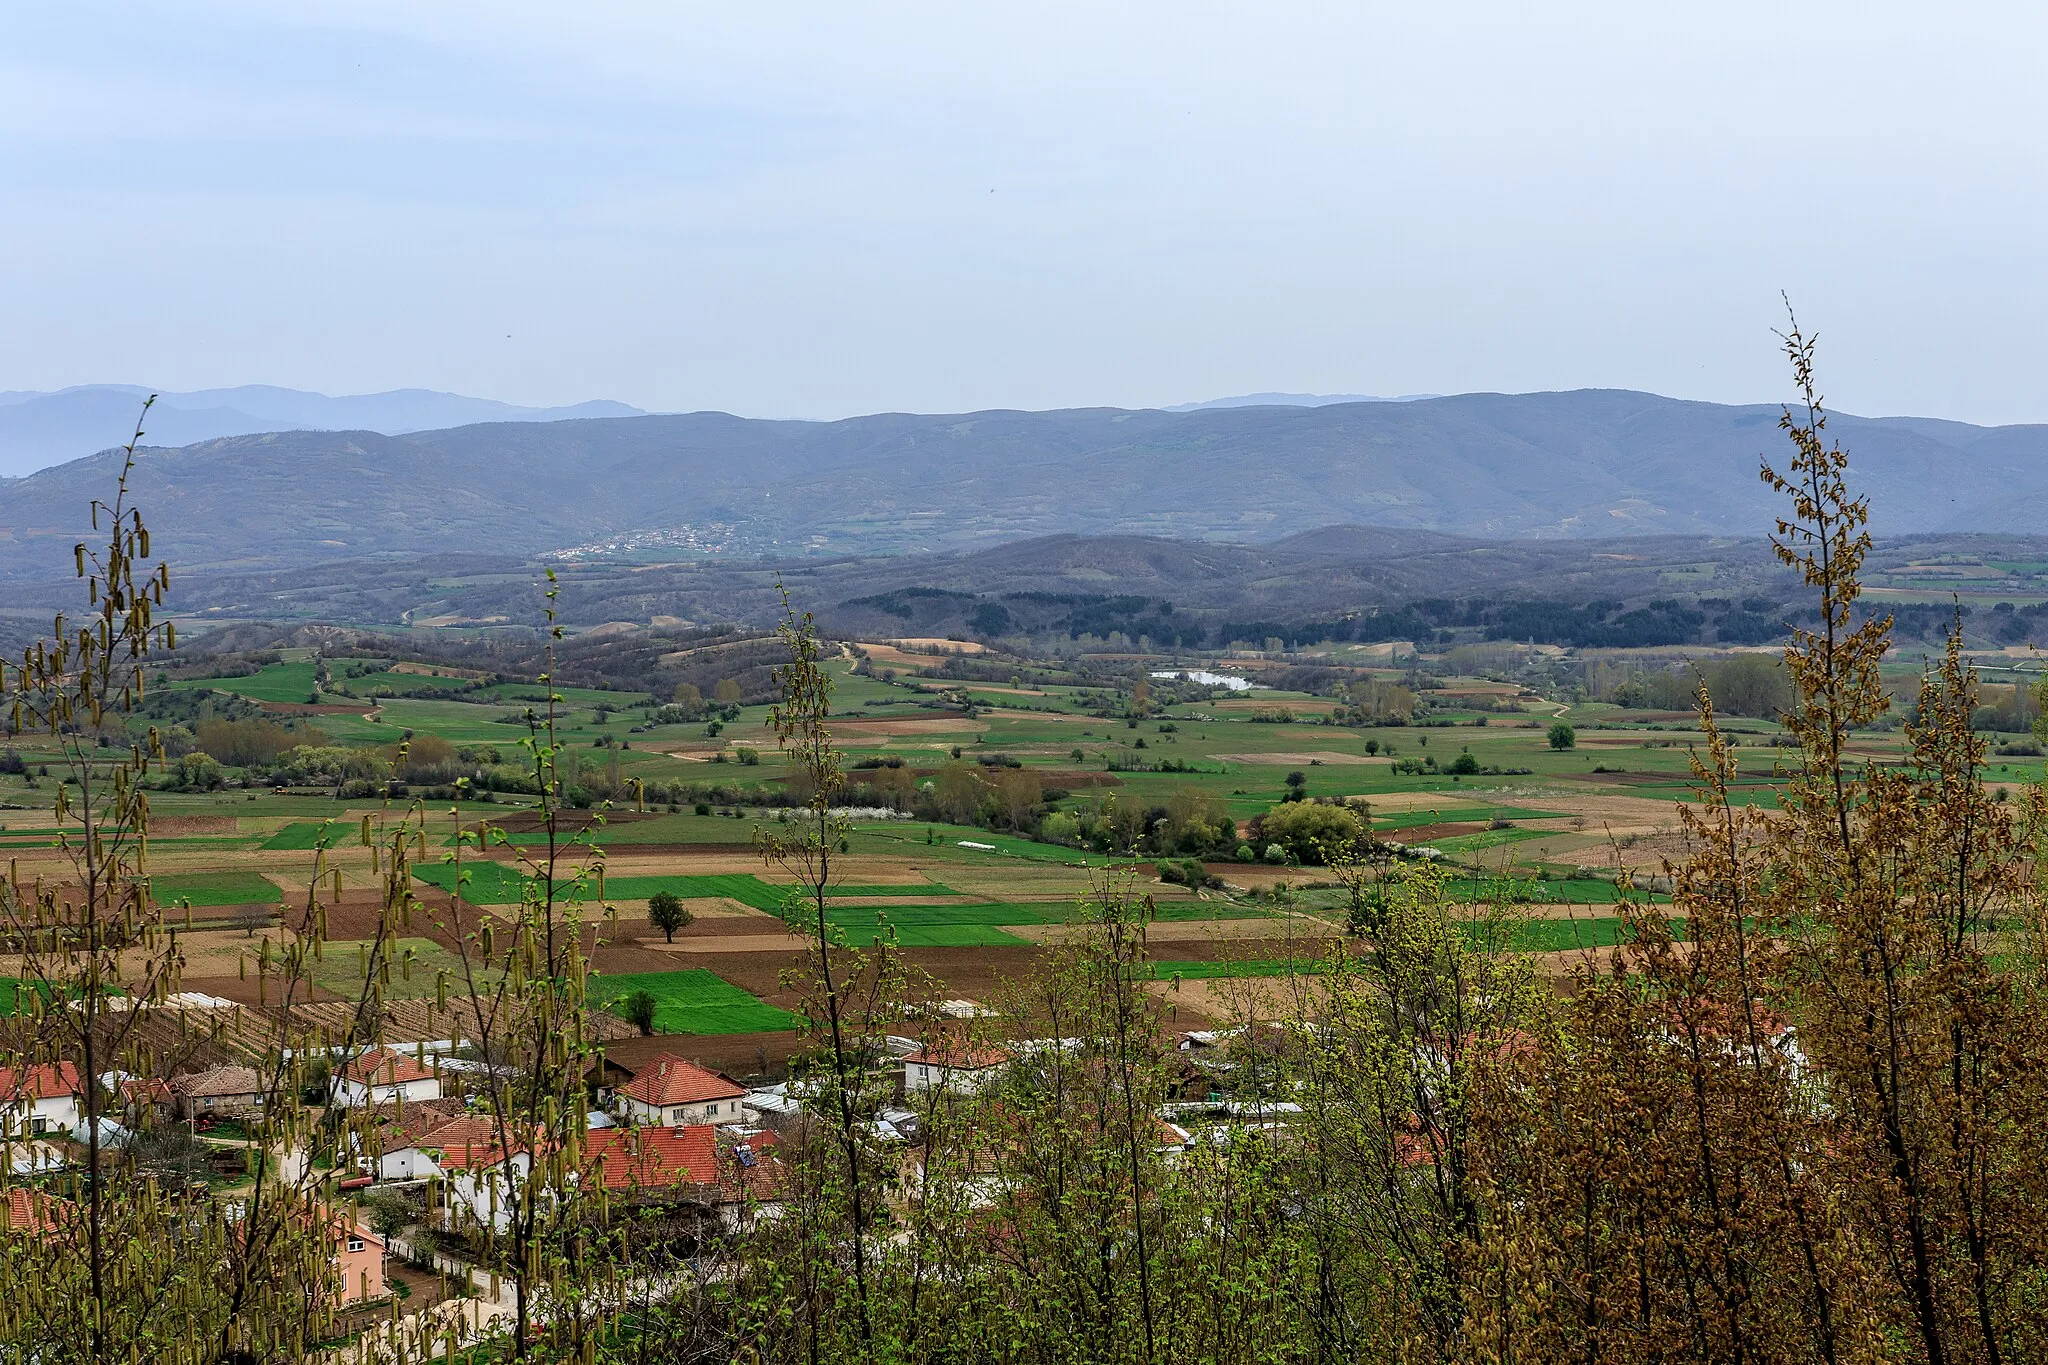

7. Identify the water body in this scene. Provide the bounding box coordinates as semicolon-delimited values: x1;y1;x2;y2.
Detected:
1150;669;1261;691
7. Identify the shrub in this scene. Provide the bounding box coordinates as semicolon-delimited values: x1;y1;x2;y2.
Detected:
1248;801;1367;865
617;989;659;1036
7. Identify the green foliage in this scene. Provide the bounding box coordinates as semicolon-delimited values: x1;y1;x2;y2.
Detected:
1247;800;1365;864
646;889;690;942
1547;720;1576;750
617;988;659;1035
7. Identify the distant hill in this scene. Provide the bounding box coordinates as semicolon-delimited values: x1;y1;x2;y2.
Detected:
0;384;644;477
1164;392;1437;411
2;388;2046;579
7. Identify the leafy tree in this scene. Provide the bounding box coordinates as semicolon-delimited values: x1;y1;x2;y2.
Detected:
1546;720;1576;750
647;890;691;943
617;988;658;1036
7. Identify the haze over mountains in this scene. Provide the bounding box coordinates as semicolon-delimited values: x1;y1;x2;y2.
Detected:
0;388;2043;583
0;384;644;477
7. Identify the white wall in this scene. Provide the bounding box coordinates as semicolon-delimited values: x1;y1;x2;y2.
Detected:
618;1095;744;1127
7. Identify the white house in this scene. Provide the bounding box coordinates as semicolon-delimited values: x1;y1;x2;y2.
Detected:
611;1055;748;1128
367;1108;475;1182
0;1063;83;1137
439;1135;539;1234
903;1042;1012;1096
331;1048;443;1108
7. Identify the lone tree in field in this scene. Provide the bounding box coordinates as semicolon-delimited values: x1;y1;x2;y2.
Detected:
648;889;690;943
1547;720;1576;750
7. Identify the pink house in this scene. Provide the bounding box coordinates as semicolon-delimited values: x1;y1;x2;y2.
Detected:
327;1213;388;1305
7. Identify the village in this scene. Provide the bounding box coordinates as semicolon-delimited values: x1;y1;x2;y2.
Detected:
1;991;1322;1346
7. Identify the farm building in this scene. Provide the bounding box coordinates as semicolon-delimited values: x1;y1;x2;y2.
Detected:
611;1055;748;1128
331;1048;443;1108
0;1062;84;1136
170;1066;269;1121
904;1042;1012;1096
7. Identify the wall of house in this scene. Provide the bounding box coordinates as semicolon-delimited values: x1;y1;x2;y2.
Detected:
619;1095;744;1127
376;1148;442;1181
27;1095;80;1135
448;1153;533;1233
335;1231;387;1304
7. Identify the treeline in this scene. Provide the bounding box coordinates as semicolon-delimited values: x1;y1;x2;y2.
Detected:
1582;652;1796;717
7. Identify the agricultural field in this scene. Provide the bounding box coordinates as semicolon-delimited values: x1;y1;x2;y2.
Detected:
5;627;2021;1082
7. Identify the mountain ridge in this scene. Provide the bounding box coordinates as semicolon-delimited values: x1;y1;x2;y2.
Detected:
1;387;2043;580
0;383;645;477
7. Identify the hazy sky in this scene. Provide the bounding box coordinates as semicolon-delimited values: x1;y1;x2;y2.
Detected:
5;2;2046;423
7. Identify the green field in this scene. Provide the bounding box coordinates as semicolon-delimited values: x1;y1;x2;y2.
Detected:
151;870;282;906
173;661;322;704
263;820;347;850
590;969;798;1034
832;922;1029;947
0;977;119;1016
1145;958;1322;980
413;863;962;910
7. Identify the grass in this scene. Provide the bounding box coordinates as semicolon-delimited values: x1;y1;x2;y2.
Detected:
151;870;282;906
590;969;797;1035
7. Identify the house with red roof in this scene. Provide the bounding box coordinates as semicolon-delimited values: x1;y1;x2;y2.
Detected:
0;1063;84;1137
585;1124;718;1195
1;1186;77;1237
611;1055;748;1128
330;1048;444;1108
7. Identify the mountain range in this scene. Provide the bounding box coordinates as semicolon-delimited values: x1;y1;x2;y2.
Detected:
0;388;2043;582
0;384;644;478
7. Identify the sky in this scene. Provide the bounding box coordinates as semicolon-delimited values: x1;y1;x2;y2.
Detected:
4;2;2046;424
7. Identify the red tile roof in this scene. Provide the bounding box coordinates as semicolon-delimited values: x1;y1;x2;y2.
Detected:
3;1187;76;1235
409;1116;514;1171
339;1048;436;1087
0;1063;82;1103
584;1125;717;1193
616;1056;744;1108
